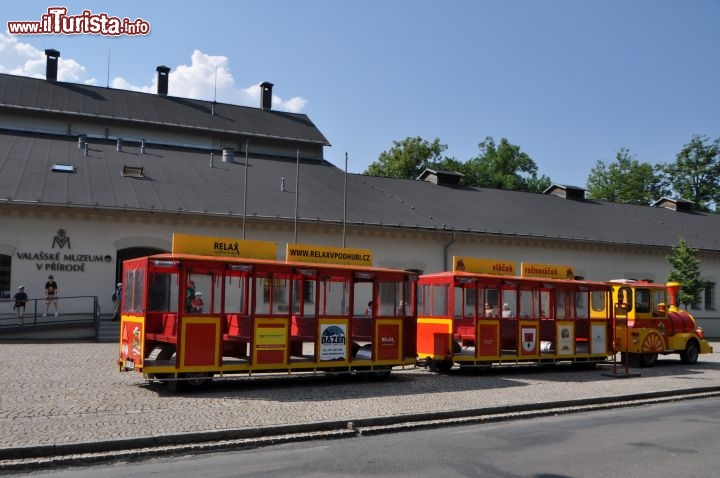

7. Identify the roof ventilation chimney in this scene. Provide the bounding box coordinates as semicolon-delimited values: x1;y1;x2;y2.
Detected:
116;138;122;152
281;177;286;192
78;134;86;149
222;147;235;163
544;184;586;201
45;49;60;82
260;81;273;110
156;65;170;96
140;139;146;154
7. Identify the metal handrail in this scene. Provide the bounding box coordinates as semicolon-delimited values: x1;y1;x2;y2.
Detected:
0;295;100;328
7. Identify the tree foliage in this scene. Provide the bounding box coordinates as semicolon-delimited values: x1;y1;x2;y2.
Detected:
664;135;720;211
364;137;447;179
666;238;705;310
459;137;551;193
366;135;551;193
586;147;670;205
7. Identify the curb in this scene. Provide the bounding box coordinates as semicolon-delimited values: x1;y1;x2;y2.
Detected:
2;386;720;471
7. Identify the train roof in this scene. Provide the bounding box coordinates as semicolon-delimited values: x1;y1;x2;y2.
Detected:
419;270;612;289
128;252;418;277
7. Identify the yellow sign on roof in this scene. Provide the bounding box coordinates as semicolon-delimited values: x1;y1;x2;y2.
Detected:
521;262;575;279
453;256;516;275
172;233;277;259
286;243;372;266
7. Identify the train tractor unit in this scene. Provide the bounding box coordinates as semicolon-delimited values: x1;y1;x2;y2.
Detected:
611;280;713;367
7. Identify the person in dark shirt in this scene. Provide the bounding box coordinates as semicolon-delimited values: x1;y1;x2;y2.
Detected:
13;285;28;325
44;274;58;317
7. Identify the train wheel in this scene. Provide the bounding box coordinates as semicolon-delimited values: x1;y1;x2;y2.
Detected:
622;352;641;368
680;340;700;364
180;372;213;390
371;367;392;379
639;353;658;367
152;344;177;386
436;359;454;373
639;332;664;367
427;358;453;373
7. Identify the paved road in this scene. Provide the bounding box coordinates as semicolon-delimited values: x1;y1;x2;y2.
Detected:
1;341;719;468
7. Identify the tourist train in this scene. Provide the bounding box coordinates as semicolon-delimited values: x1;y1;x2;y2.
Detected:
117;234;712;390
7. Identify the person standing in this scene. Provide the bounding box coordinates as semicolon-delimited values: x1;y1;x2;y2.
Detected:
44;274;58;317
13;285;28;326
112;282;122;321
185;280;195;313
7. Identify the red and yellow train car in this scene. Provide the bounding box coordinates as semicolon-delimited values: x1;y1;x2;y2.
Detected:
417;257;613;372
117;234;417;389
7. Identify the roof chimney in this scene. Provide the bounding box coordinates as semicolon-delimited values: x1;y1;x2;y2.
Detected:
45;49;60;82
156;66;170;96
260;81;273;110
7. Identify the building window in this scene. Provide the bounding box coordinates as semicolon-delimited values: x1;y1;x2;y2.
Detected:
0;254;9;299
705;282;716;311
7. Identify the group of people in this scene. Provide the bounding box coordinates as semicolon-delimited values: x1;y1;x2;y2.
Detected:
12;274;59;325
484;302;515;318
185;281;204;313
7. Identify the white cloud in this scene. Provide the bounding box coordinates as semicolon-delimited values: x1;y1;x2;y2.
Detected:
0;33;306;112
0;32;96;84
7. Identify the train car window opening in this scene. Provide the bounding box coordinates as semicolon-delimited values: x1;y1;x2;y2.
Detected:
453;286;467;319
501;289;517;318
378;280;404;316
485;288;499;317
405;278;416;317
575;291;590;319
148;271;177;312
224;274;248;315
186;272;214;314
591;290;606;312
255;274;271;315
321;277;350;316
293;279;317;317
353;281;372;317
651;289;667;316
540;289;551;319
556;289;572;319
635;288;651;314
433;284;449;316
123;267;146;314
519;288;537;318
617;286;633;313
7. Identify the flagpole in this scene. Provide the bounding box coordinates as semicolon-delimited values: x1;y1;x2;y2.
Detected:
242;140;249;239
294;146;300;243
343;152;348;247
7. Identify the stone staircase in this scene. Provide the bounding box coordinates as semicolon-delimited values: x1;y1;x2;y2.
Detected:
96;319;120;343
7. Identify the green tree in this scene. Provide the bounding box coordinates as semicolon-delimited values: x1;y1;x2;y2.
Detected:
365;137;447;179
666;238;705;310
463;137;551;193
664;135;720;211
586;147;669;205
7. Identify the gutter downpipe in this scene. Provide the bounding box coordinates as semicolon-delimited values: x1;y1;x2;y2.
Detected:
443;232;456;271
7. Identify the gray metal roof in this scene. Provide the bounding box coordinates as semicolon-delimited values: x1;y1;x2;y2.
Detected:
2;130;720;252
1;72;719;253
0;73;330;146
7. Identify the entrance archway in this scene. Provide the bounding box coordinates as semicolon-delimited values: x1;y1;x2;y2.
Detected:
115;247;165;284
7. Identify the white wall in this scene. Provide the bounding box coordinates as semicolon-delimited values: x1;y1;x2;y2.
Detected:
2;205;718;336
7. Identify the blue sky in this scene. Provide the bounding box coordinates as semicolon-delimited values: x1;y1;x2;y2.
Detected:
2;1;719;188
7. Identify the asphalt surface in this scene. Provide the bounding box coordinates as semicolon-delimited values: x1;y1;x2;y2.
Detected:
1;341;720;471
